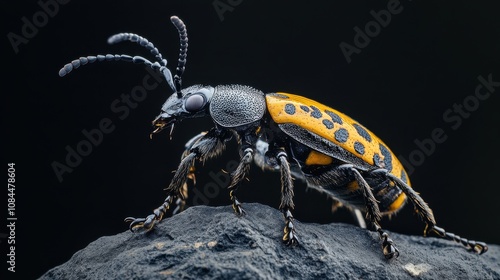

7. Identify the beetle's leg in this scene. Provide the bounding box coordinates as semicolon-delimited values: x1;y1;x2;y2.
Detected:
276;150;299;246
346;166;399;259
172;132;207;215
172;181;188;215
386;172;488;254
227;147;253;216
425;225;488;254
125;129;228;233
124;153;196;232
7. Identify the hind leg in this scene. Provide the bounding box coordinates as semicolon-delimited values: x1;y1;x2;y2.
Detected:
227;147;253;216
348;167;399;259
381;170;488;254
308;164;399;258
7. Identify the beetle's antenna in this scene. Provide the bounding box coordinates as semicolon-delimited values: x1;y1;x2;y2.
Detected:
107;33;167;67
170;16;188;98
58;16;192;94
58;54;176;91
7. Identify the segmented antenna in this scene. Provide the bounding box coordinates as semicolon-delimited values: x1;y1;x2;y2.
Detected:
170;16;188;98
107;33;167;67
58;15;190;97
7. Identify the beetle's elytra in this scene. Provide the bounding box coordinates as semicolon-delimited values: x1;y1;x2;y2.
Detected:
59;16;488;259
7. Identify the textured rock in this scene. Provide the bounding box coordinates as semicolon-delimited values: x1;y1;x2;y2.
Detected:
40;203;500;279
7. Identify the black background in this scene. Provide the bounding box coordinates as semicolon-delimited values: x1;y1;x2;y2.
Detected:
3;0;500;279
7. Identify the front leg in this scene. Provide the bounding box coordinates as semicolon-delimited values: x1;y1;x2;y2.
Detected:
125;128;228;233
173;132;207;215
227;129;261;216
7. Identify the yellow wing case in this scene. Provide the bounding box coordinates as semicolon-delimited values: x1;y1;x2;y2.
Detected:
265;92;410;186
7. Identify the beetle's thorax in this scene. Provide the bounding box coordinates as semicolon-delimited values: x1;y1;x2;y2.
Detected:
209;85;266;128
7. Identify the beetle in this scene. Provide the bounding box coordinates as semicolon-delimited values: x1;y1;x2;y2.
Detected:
59;16;488;259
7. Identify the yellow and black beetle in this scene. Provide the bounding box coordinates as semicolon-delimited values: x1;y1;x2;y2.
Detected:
59;16;488;259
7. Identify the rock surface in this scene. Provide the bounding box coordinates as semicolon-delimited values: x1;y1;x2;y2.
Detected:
41;203;500;279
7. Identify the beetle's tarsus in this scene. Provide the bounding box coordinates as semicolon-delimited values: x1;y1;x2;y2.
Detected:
282;208;299;246
388;173;488;254
427;224;488;254
125;215;157;233
125;195;174;232
382;241;399;259
230;192;246;216
124;217;145;231
376;226;400;259
276;151;299;246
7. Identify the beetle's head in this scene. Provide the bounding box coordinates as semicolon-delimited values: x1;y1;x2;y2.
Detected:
151;85;214;138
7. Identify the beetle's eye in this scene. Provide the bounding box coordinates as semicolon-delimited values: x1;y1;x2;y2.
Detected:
185;94;205;112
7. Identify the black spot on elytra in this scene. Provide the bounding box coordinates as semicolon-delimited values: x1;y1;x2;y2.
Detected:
322;119;334;129
334;128;349;143
353;123;372;142
300;105;310;112
310;106;322;118
285;104;296;115
379;144;393;172
373;153;381;166
354;141;365;155
325;110;343;124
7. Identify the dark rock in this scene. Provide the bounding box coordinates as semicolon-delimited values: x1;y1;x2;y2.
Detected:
40;203;500;279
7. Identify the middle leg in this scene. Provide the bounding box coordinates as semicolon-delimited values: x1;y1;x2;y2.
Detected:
276;150;299;246
227;147;254;216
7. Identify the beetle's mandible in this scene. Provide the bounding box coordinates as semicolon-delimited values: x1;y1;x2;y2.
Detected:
59;16;488;259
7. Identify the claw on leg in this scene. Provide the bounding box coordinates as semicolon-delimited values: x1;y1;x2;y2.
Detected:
124;195;174;233
229;189;246;216
381;234;399;259
375;224;399;259
282;209;299;246
124;215;157;233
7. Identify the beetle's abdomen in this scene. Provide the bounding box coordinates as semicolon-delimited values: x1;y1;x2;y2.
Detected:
289;141;406;214
302;166;406;214
210;85;266;128
316;178;407;214
265;92;410;187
